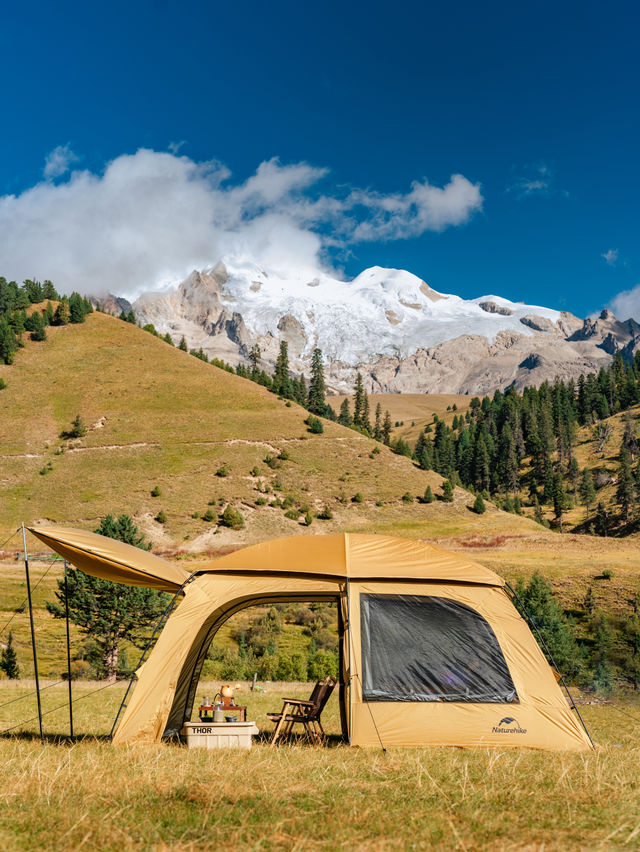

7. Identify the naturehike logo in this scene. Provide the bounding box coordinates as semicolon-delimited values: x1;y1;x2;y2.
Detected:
492;716;527;734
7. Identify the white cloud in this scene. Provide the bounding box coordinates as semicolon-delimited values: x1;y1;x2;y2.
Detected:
602;248;619;266
0;148;483;298
507;162;565;199
607;284;640;321
43;144;79;180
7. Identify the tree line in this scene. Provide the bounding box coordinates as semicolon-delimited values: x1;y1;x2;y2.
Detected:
0;276;92;365
399;351;640;533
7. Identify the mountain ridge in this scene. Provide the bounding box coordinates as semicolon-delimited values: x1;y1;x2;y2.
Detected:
130;259;639;395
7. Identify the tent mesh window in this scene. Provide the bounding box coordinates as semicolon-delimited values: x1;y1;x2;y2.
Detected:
360;594;518;703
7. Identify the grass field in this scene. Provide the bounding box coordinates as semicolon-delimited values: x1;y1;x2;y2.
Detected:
1;679;640;851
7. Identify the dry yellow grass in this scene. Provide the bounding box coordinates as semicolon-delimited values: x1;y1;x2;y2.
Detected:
0;680;639;851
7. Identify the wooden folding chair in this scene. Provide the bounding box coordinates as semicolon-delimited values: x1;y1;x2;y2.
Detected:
267;676;337;746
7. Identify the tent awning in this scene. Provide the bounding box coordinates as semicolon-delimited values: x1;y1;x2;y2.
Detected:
28;526;190;592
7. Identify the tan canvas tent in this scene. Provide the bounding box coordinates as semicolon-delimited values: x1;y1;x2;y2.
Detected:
30;526;592;751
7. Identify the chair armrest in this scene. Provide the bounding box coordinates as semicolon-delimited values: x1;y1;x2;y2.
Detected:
282;698;315;707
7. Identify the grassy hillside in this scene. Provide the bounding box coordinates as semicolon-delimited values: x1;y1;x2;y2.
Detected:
0;311;523;550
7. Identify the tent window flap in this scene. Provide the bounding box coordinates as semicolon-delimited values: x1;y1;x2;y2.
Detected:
360;594;518;703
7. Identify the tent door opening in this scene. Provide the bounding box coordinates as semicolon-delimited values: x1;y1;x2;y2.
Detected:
173;593;348;741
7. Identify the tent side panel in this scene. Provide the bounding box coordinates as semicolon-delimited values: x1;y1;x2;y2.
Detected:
349;581;591;751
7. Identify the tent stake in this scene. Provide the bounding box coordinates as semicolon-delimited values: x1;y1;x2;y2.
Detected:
64;561;74;738
22;524;44;746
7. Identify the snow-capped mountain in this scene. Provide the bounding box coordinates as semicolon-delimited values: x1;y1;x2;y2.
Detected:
132;259;640;394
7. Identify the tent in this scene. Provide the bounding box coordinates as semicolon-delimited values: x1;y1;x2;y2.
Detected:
30;526;592;750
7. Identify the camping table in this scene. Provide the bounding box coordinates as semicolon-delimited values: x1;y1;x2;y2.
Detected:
223;703;246;721
182;720;259;749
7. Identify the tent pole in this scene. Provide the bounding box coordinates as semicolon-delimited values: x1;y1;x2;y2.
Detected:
346;578;352;745
506;581;595;750
22;524;44;746
64;560;74;738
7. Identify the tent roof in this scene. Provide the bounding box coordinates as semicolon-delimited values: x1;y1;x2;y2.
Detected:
197;533;504;586
28;526;190;592
28;528;503;589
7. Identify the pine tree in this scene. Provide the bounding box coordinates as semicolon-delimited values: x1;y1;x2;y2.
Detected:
53;298;70;325
29;311;47;342
0;631;19;678
568;456;580;495
533;494;544;525
338;399;352;426
423;485;434;503
0;319;18;364
352;373;365;427
178;336;188;351
595;501;608;536
442;479;454;502
617;444;635;521
272;340;291;398
514;573;580;677
248;343;261;380
373;403;382;441
473;493;486;514
382;411;392;445
46;515;167;681
42;279;59;300
552;472;568;532
361;392;371;434
579;468;596;518
307;347;326;414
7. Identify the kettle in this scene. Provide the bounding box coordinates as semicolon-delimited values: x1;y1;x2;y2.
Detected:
213;702;224;723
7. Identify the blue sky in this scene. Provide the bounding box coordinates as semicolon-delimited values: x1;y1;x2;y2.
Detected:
1;0;639;317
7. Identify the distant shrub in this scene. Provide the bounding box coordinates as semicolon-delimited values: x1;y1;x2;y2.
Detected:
68;660;93;680
155;510;167;524
306;415;324;434
473;493;486;514
317;506;333;520
0;379;6;390
61;413;87;439
215;465;230;478
150;485;162;497
269;498;283;508
304;511;313;526
191;511;200;519
264;454;281;469
278;448;290;461
351;492;363;503
202;508;216;522
250;466;260;477
600;569;613;580
220;505;245;530
282;494;295;509
401;491;414;503
375;500;383;507
255;497;267;506
284;508;300;521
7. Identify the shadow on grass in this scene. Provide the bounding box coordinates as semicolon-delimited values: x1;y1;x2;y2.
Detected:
0;731;112;745
1;730;347;749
